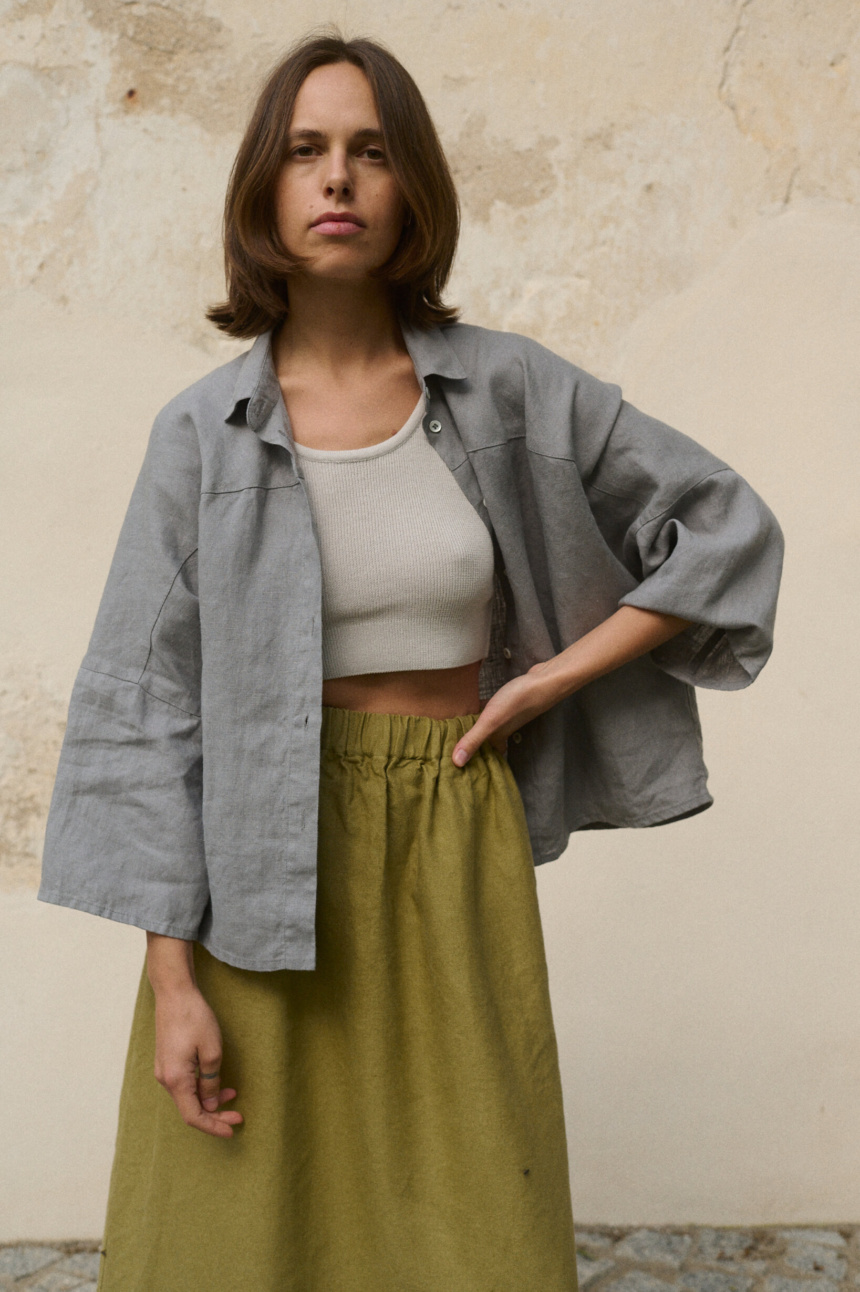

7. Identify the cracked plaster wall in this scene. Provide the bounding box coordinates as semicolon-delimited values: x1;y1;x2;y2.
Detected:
1;0;859;1234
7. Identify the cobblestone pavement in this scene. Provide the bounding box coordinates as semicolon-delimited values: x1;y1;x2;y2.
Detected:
0;1244;100;1291
0;1227;858;1290
575;1227;860;1292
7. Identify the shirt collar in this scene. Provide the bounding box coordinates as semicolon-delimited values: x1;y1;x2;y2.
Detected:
226;331;282;431
399;320;468;384
225;321;468;430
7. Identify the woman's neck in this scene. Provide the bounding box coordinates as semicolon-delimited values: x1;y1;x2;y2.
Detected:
273;276;406;376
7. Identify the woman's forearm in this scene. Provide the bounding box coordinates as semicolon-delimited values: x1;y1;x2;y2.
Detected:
453;605;693;765
145;931;243;1137
527;605;692;703
146;931;196;998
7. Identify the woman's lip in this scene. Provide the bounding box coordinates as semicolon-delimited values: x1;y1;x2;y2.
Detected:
311;220;364;235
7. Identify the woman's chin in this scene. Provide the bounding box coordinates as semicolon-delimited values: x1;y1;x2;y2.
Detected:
290;244;400;286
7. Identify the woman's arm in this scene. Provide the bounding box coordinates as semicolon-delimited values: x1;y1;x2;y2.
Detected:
452;605;692;766
146;933;243;1139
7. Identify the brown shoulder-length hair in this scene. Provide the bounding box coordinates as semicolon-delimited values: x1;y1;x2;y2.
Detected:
207;30;460;337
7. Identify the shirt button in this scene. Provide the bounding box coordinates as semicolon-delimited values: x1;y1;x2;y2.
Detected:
511;731;523;744
502;647;512;660
428;419;442;434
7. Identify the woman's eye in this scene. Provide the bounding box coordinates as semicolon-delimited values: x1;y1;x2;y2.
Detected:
292;146;317;158
363;148;385;161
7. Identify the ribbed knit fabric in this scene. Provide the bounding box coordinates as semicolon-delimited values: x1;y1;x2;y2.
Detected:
293;395;495;680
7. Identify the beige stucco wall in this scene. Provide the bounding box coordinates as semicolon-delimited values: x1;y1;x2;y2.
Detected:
1;0;858;1236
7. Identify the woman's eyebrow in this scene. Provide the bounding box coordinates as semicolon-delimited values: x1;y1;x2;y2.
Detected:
287;127;384;144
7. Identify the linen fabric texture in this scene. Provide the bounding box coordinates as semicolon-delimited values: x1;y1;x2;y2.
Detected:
38;321;785;971
95;708;578;1292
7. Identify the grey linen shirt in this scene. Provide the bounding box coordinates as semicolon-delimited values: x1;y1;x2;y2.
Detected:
38;322;784;971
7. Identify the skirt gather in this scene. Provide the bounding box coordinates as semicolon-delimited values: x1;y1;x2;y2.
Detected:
96;706;579;1292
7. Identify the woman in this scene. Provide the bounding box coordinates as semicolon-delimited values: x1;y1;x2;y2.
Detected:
38;29;783;1292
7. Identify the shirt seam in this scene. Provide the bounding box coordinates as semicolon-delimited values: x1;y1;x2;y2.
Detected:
464;436;525;454
138;548;198;685
79;665;201;719
200;484;298;495
626;467;733;537
580;467;732;529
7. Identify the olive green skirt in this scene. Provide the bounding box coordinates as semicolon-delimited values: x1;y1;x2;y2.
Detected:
97;707;578;1292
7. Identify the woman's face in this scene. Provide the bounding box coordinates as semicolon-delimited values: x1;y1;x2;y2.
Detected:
275;62;405;282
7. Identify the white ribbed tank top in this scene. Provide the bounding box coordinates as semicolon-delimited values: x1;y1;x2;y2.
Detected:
293;394;495;680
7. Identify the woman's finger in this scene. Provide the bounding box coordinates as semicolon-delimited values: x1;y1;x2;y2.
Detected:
453;681;531;766
453;711;508;766
197;1047;223;1112
171;1077;243;1138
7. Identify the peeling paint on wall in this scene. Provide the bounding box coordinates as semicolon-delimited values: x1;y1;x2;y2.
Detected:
0;663;66;891
85;0;272;133
450;112;558;222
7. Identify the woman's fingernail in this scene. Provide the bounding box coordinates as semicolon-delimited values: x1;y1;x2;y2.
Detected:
203;1097;218;1110
453;748;469;766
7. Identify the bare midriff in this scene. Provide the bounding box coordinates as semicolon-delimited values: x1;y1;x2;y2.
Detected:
322;659;482;718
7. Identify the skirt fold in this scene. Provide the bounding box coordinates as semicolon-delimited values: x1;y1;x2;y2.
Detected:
97;707;578;1292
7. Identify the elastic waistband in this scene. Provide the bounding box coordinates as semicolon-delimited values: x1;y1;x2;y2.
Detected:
321;706;480;762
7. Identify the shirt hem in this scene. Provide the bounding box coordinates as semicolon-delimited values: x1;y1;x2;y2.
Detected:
197;934;317;974
531;784;714;866
35;890;202;942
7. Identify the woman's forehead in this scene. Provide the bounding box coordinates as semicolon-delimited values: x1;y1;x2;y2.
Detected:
290;62;379;131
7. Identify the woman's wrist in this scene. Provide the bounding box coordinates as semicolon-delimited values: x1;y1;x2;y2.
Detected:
146;932;197;999
526;653;586;706
527;607;693;706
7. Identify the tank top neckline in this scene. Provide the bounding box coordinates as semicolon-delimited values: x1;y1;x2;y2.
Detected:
291;393;426;463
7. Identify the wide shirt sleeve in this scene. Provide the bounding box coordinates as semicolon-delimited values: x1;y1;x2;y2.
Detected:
37;402;208;938
565;365;785;690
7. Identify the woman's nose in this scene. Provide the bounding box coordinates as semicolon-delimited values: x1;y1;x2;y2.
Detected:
324;151;353;200
325;176;353;199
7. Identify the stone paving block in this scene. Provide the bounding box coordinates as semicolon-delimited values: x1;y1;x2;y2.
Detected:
778;1232;848;1250
0;1248;61;1278
763;1278;840;1292
713;1263;771;1277
578;1232;618;1252
680;1271;755;1292
52;1254;101;1281
606;1273;678;1292
578;1256;616;1288
26;1272;86;1292
696;1231;756;1263
783;1244;848;1281
615;1230;693;1269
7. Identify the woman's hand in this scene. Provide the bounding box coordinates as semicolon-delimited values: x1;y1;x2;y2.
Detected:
460;670;557;764
453;606;693;767
146;933;243;1139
